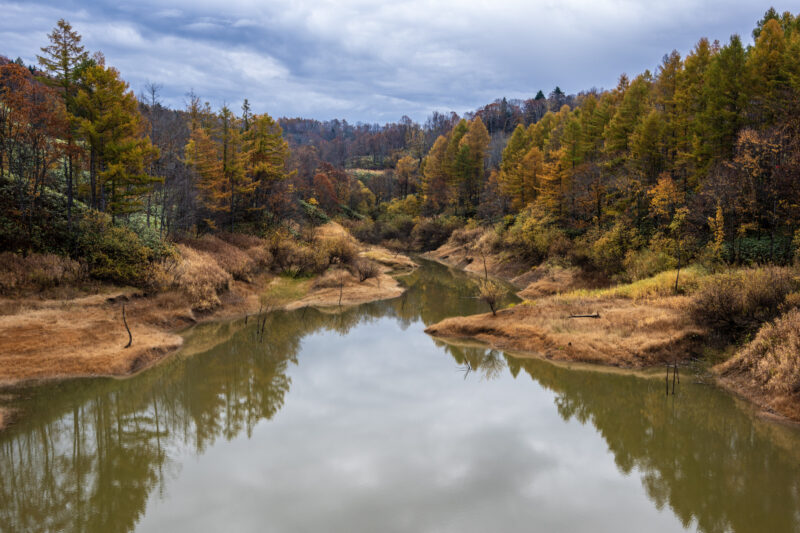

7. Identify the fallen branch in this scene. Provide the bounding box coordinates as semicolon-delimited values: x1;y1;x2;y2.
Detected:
568;313;600;319
122;304;132;348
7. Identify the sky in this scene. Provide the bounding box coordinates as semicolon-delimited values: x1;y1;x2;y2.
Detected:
0;0;784;123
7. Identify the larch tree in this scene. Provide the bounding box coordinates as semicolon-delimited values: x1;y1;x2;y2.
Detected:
243;112;291;222
75;64;159;220
37;18;88;232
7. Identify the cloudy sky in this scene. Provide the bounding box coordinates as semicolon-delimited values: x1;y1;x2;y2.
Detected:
0;0;781;123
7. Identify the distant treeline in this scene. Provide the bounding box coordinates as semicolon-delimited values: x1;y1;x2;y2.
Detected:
2;8;800;277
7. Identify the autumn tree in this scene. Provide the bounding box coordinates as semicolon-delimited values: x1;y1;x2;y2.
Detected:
0;63;68;234
395;154;418;198
243;112;292;222
37;18;89;231
76;64;159;220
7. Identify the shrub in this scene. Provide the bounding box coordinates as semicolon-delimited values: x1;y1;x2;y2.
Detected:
479;280;505;316
319;236;358;267
268;232;326;276
690;267;798;336
353;259;380;282
623;249;676;282
348;219;380;244
411;216;463;251
450;226;484;247
502;207;569;263
216;231;266;250
0;252;85;294
173;244;232;310
77;213;156;287
583;222;641;275
311;268;354;289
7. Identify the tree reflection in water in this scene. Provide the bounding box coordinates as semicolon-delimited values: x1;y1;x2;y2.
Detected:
0;260;798;533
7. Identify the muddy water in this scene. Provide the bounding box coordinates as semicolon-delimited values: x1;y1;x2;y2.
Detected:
1;260;799;533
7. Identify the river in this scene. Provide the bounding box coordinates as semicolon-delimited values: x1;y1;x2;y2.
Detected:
1;260;799;532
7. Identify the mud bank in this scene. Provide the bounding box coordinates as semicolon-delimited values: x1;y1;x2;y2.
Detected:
0;236;416;393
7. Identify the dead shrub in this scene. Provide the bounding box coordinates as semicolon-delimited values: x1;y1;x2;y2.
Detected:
0;252;85;294
450;226;484;246
216;232;266;249
690;267;798;336
354;259;380;282
319;236;358;267
173;244;232;311
312;268;355;289
479;280;505;316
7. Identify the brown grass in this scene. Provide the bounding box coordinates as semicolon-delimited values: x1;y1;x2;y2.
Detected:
690;266;798;336
426;295;702;368
179;235;261;281
0;252;86;295
173;244;232;311
716;308;800;421
0;290;184;387
0;222;418;392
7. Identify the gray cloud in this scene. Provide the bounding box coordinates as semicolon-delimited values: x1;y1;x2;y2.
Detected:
0;0;779;122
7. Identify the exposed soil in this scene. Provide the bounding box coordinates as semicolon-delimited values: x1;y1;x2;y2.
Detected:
423;240;531;288
424;238;607;294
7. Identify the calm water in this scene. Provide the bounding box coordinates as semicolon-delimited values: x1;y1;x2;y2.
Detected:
1;260;800;533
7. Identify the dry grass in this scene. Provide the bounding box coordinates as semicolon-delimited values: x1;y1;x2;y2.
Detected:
426;294;702;368
0;252;86;295
172;244;232;311
424;230;531;287
179;235;261;281
0;291;184;387
561;265;707;301
716;309;800;421
360;247;417;270
312;268;355;289
0;221;418;390
517;263;607;298
689;266;798;335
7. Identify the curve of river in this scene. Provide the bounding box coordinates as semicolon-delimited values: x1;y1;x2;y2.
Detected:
1;260;799;532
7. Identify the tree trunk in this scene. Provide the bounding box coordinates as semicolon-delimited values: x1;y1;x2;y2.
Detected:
66;156;73;233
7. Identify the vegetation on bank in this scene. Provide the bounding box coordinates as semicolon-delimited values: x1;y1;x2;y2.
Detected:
2;11;800;417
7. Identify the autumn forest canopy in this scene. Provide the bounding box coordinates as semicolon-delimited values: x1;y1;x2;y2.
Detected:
2;8;800;287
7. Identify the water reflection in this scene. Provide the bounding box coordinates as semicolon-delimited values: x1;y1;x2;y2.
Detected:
0;260;798;533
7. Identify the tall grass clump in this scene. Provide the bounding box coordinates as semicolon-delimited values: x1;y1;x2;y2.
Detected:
172;244;232;311
690;267;799;336
0;252;85;294
720;308;800;395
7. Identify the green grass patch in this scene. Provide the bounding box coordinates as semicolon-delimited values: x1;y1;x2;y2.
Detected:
556;265;708;301
262;275;312;305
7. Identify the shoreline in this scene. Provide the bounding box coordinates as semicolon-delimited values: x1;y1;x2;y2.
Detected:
0;242;417;430
422;244;800;424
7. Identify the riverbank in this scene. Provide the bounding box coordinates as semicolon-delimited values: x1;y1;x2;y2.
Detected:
423;232;800;422
426;294;704;368
0;223;416;403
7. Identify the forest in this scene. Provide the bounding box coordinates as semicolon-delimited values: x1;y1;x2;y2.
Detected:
2;9;799;295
